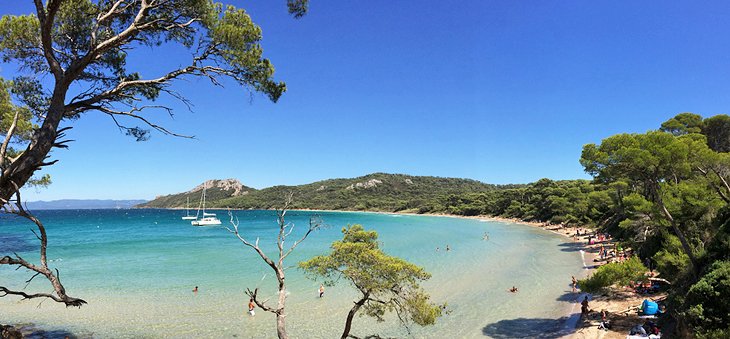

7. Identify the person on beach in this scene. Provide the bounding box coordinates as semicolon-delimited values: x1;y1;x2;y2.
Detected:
193;286;198;294
581;296;590;315
508;286;519;293
571;276;577;293
248;298;256;316
319;284;325;298
598;309;610;330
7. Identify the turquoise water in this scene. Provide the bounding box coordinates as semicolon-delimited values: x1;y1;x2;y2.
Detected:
1;209;584;338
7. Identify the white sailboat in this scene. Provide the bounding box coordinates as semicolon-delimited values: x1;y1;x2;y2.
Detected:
191;185;221;226
181;197;198;220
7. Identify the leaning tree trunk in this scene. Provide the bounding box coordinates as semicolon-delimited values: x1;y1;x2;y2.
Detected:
341;292;370;339
0;84;67;203
654;188;699;277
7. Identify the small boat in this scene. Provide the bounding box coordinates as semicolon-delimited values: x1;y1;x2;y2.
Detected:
191;185;221;226
181;197;197;220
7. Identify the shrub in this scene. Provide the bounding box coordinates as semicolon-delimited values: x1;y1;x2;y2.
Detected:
578;257;647;293
684;260;730;337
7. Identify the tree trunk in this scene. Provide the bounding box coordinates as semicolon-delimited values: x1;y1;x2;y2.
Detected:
0;84;67;203
276;312;287;339
341;292;370;339
658;200;699;277
275;269;288;339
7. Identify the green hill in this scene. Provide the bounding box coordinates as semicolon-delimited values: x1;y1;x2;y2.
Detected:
138;173;515;213
137;179;255;208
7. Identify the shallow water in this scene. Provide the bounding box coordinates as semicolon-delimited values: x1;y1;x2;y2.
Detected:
1;210;583;338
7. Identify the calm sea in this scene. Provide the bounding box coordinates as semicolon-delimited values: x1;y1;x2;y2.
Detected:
1;209;584;338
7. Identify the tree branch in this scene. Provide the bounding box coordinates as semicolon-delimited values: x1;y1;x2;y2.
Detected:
0;189;87;307
282;215;323;261
245;287;277;314
94;105;194;139
225;211;278;272
0;110;20;164
33;0;64;78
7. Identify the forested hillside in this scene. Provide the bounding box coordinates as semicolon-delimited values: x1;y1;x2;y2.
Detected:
139;173;519;212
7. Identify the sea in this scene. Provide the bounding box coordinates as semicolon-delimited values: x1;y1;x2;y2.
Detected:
0;209;585;338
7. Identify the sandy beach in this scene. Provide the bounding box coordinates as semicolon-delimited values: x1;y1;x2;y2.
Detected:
447;213;668;339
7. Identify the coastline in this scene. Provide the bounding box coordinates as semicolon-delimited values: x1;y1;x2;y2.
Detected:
126;207;600;337
259;208;602;337
4;208;588;338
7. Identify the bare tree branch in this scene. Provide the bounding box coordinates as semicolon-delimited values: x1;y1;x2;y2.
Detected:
0;187;87;307
227;194;320;338
0;110;19;164
245;287;276;314
95;105;194;139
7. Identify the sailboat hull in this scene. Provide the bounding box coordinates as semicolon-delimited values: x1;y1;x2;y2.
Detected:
192;217;222;226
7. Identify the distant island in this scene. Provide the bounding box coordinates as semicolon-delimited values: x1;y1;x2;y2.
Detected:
137;173;526;214
25;199;148;210
136;173;601;227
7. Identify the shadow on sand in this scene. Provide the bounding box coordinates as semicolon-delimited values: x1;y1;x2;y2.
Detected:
482;316;574;338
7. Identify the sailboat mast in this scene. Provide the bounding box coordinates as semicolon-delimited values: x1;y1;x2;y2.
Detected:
186;197;190;217
202;185;206;214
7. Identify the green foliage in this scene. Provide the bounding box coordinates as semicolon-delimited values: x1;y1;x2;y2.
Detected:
0;78;35;140
287;0;309;18
660;112;704;136
0;1;292;142
684;261;730;336
142;173;505;212
0;14;42;72
577;257;648;293
299;225;442;336
702;114;730;153
653;234;690;278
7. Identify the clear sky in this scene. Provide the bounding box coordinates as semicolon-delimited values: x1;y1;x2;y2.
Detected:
2;1;730;200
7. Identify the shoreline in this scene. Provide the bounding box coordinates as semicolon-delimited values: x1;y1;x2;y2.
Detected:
35;208;597;337
233;207;602;337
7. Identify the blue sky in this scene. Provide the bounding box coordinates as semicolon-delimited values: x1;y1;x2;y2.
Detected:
2;1;730;200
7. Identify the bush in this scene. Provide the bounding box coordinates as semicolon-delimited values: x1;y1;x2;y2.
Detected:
684;260;730;337
578;257;647;293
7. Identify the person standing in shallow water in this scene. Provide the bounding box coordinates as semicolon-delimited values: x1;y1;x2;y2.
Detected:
571;276;577;293
248;298;256;316
192;286;198;294
319;284;325;298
